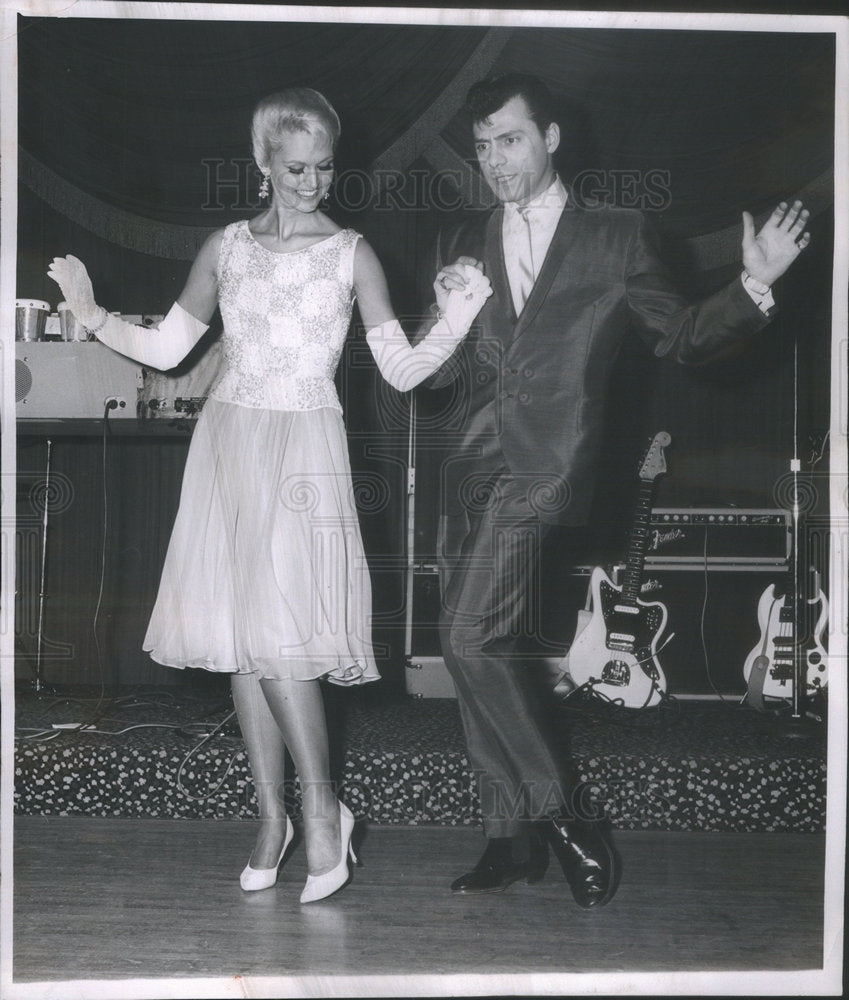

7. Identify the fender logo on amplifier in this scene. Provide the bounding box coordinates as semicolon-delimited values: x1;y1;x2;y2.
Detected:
645;508;790;566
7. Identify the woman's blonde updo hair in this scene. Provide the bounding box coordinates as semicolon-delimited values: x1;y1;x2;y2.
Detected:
251;88;341;170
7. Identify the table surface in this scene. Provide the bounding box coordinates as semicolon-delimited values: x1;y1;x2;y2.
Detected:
16;417;199;437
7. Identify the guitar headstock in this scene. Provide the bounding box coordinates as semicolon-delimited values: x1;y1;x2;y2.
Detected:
638;431;672;482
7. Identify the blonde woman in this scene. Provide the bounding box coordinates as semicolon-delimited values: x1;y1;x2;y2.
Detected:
49;88;490;903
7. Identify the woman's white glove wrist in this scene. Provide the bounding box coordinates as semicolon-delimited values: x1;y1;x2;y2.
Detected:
85;307;109;334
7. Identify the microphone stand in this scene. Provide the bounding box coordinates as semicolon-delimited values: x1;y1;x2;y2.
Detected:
404;394;417;668
34;438;52;694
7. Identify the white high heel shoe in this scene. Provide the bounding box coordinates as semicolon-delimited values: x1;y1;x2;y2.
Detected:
299;801;357;904
240;816;294;891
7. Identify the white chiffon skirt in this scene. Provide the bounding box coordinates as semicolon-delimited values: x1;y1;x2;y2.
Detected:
143;397;379;685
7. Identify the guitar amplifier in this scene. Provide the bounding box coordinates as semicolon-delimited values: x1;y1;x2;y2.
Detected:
640;566;790;695
15;341;142;419
645;508;791;568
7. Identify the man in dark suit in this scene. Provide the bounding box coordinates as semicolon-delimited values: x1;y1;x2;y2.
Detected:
424;73;810;907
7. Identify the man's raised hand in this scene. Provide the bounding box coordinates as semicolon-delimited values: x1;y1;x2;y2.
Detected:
742;200;811;287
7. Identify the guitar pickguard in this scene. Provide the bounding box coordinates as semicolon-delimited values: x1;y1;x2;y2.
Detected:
598;579;665;677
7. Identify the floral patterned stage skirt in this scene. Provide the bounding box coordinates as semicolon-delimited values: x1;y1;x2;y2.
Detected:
143;397;379;685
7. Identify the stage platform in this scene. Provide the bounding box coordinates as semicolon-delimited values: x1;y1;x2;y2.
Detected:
13;683;827;833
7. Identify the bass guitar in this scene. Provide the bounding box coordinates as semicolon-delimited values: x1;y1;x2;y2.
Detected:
564;431;671;708
742;573;829;702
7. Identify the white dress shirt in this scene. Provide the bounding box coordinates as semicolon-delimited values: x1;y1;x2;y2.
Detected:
502;177;568;316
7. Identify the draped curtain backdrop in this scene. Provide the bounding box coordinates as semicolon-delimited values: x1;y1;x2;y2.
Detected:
14;15;835;687
18;19;833;284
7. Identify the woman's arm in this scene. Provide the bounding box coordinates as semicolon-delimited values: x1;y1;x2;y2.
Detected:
351;237;397;330
353;238;491;392
48;229;223;371
174;228;223;326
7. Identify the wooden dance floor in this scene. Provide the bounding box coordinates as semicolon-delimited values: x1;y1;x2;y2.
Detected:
11;815;828;994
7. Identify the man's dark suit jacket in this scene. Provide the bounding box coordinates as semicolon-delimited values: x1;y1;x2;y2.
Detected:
427;200;772;526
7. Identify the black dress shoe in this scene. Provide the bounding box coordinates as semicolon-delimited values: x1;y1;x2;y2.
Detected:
548;817;618;908
451;838;543;894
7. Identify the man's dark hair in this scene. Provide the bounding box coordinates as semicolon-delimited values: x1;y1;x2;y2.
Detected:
465;74;556;134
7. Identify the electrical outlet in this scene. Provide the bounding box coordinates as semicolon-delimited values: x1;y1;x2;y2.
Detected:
104;396;127;411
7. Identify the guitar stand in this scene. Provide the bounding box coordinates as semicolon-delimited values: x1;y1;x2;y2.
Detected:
769;696;826;736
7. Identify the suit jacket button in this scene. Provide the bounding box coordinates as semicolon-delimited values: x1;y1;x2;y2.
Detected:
519;392;529;403
523;367;534;378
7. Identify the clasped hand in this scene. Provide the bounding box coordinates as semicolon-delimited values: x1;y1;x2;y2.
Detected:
436;260;492;334
435;256;489;301
742;200;811;287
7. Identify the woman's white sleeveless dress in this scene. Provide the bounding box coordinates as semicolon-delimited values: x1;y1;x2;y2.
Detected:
143;221;379;685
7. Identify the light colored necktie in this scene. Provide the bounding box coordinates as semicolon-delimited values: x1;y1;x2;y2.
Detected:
515;206;535;311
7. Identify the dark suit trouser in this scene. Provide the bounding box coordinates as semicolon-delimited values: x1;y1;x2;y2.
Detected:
437;471;577;840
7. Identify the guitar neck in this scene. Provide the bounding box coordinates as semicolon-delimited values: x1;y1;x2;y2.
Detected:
620;480;656;604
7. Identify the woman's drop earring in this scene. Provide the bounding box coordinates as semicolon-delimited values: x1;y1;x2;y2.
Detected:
259;171;270;200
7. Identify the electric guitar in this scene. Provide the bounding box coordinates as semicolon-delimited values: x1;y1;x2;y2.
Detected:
742;573;829;701
564;432;671;708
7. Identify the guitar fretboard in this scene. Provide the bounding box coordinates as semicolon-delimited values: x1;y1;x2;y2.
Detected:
620;479;657;605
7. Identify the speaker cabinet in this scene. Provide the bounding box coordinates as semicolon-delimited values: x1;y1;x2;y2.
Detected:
16;342;142;419
635;566;790;696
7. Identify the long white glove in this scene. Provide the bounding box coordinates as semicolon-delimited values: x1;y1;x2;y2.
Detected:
48;255;208;371
366;264;491;392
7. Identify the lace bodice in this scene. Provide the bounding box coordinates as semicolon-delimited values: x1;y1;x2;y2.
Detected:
209;221;360;411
